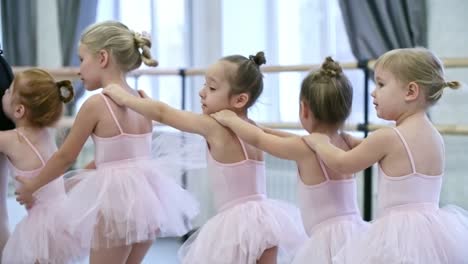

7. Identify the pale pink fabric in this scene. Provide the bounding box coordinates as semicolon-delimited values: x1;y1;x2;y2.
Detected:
2;129;85;264
179;137;307;264
292;159;368;264
334;127;468;264
60;94;199;249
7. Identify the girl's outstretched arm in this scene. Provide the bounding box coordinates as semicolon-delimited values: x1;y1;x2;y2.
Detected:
211;109;310;161
260;125;298;138
302;128;393;174
103;85;218;139
341;131;364;149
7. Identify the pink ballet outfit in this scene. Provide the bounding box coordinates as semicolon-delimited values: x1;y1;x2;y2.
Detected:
178;137;307;264
292;160;368;264
2;130;86;264
61;94;199;249
334;127;468;264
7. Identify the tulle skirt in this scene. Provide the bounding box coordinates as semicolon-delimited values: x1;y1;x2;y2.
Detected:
178;195;307;264
333;203;468;264
2;182;86;264
292;214;369;264
63;157;199;250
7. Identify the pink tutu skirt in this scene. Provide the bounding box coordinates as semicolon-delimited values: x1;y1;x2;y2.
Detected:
178;196;307;264
292;214;368;264
334;204;468;264
2;178;86;264
63;157;199;249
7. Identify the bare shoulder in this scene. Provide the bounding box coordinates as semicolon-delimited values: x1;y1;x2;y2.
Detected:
204;115;234;144
81;94;104;109
0;130;17;141
361;126;400;153
76;94;109;118
368;126;397;141
0;130;18;154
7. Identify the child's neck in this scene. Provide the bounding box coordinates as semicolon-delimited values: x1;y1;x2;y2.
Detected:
15;122;44;134
395;109;429;126
101;72;131;90
310;123;340;137
233;109;248;120
395;108;428;126
14;119;35;130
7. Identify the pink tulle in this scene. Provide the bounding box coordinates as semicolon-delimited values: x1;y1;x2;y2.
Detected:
2;186;87;264
292;214;368;264
333;205;468;263
62;157;199;249
179;198;307;264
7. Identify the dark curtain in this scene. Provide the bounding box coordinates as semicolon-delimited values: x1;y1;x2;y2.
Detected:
1;0;37;66
56;0;98;108
339;0;427;60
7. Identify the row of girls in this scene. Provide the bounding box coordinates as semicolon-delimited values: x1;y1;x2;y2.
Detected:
1;20;468;264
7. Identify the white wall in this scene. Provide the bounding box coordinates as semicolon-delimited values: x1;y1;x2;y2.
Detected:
36;0;63;67
428;0;468;207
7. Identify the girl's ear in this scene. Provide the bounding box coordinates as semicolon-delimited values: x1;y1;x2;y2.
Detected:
98;49;110;68
13;104;26;119
405;81;420;102
231;92;250;109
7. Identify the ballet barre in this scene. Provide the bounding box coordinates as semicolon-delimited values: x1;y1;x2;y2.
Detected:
54;117;468;136
12;57;468;80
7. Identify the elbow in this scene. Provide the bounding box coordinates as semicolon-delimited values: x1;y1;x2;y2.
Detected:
249;132;264;149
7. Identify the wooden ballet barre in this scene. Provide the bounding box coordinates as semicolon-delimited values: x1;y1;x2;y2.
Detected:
56;117;468;136
12;57;468;80
256;122;468;136
12;67;183;81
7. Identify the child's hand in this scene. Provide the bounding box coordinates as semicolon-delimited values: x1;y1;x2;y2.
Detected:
137;89;151;99
341;131;363;149
210;110;237;126
14;176;36;209
302;133;330;150
84;160;96;169
102;84;129;106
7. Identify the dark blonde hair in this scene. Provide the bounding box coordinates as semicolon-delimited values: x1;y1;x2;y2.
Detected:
300;57;353;125
12;69;74;127
221;51;266;109
375;48;460;105
80;20;158;72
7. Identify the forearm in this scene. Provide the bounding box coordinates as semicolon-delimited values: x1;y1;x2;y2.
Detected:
261;126;297;138
226;118;264;147
350;137;364;148
314;142;349;173
122;96;165;122
342;133;364;149
31;151;74;191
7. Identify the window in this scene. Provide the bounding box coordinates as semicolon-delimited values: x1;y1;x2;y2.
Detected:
75;0;187;112
221;0;379;126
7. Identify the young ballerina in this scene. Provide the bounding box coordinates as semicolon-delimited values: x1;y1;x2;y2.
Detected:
14;21;199;264
211;57;369;264
102;51;307;264
303;48;468;263
0;69;85;263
